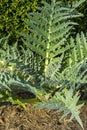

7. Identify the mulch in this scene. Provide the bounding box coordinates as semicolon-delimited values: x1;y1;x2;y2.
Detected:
0;103;87;130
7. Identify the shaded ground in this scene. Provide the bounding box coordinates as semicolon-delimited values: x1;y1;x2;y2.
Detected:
0;103;87;130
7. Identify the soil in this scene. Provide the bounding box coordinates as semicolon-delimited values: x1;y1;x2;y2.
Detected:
0;102;87;130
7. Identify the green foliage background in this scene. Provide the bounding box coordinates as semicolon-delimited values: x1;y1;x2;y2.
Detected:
0;0;40;43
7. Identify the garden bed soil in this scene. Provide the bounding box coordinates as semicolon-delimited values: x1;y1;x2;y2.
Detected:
0;103;87;130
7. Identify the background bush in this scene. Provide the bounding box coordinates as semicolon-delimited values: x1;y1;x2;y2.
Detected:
0;0;40;44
